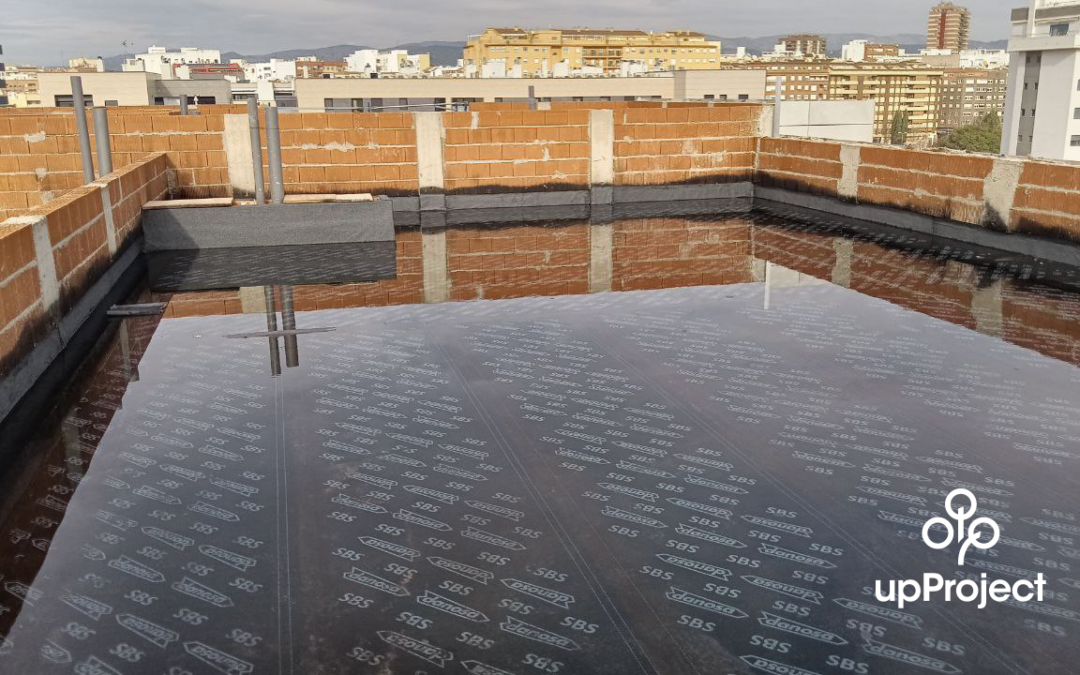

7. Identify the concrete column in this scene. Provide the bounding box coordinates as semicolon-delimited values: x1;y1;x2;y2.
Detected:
223;114;256;198
589;109;614;205
983;157;1024;231
414;112;446;211
972;278;1005;338
421;213;450;303
96;183;118;254
239;286;268;313
589;221;613;293
832;239;853;288
19;215;60;314
838;144;861;200
673;71;688;102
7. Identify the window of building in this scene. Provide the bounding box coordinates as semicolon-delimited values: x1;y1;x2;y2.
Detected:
1072;135;1080;147
1050;23;1070;37
738;94;749;101
105;100;118;106
1075;108;1080;119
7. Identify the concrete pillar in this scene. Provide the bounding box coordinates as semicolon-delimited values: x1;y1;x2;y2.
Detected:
589;109;614;205
673;71;688;102
239;286;268;313
838;144;861;200
96;184;118;254
589;221;613;293
223;114;256;198
832;239;853;288
24;216;60;313
421;213;450;303
414;112;446;211
983;157;1024;231
972;278;1005;338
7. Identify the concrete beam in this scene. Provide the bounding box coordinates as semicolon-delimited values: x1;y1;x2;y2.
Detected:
143;200;394;251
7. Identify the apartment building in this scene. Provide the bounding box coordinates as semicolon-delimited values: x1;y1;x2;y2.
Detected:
345;50;432;77
296;69;765;110
841;41;904;61
296;61;348;79
938;67;1008;130
463;28;723;77
780;35;828;57
122;46;223;78
927;2;972;50
829;64;943;143
751;61;943;143
1002;0;1080;160
761;61;832;100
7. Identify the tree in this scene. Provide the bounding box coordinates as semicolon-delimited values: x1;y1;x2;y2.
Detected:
939;112;1002;154
889;111;910;145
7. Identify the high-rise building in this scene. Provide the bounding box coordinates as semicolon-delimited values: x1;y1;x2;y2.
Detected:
1002;0;1080;160
781;35;828;57
463;28;723;77
927;2;972;51
938;67;1008;131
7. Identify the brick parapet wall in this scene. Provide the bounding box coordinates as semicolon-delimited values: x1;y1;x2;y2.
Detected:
756;136;1080;244
0;152;169;373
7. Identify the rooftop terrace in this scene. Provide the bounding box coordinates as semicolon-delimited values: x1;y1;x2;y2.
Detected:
1;101;1080;675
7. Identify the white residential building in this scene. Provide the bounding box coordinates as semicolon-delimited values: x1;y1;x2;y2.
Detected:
920;48;1011;68
1002;0;1080;160
122;46;222;79
344;49;431;77
237;58;302;82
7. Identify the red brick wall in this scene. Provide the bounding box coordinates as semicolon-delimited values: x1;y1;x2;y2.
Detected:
615;106;759;187
443;111;591;194
0;108;234;219
856;146;992;225
612;216;753;290
446;222;590;300
1010;161;1080;243
277;112;418;197
757;137;997;226
757;137;845;196
0;152;168;371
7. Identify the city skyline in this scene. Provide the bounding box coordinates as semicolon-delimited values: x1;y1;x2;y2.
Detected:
6;0;1019;65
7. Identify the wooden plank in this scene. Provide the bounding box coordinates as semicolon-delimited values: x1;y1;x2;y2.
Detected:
143;198;235;210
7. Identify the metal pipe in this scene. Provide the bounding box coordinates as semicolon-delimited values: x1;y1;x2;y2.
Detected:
264;105;285;204
263;286;281;376
247;98;266;204
281;286;299;368
179;96;189;116
92;107;113;176
71;76;96;182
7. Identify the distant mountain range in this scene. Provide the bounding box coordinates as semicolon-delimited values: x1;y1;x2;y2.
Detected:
101;34;1009;71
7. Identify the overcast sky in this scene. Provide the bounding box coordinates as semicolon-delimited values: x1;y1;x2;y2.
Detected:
5;0;1021;65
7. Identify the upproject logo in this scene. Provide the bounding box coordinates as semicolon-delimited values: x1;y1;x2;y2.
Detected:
875;489;1045;609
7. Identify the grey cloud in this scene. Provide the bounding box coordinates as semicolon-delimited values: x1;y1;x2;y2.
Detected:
5;0;1020;65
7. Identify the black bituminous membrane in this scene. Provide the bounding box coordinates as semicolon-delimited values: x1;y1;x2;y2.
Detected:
2;206;1080;675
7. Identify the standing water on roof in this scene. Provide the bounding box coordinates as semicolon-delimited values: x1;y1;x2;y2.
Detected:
1;204;1080;675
